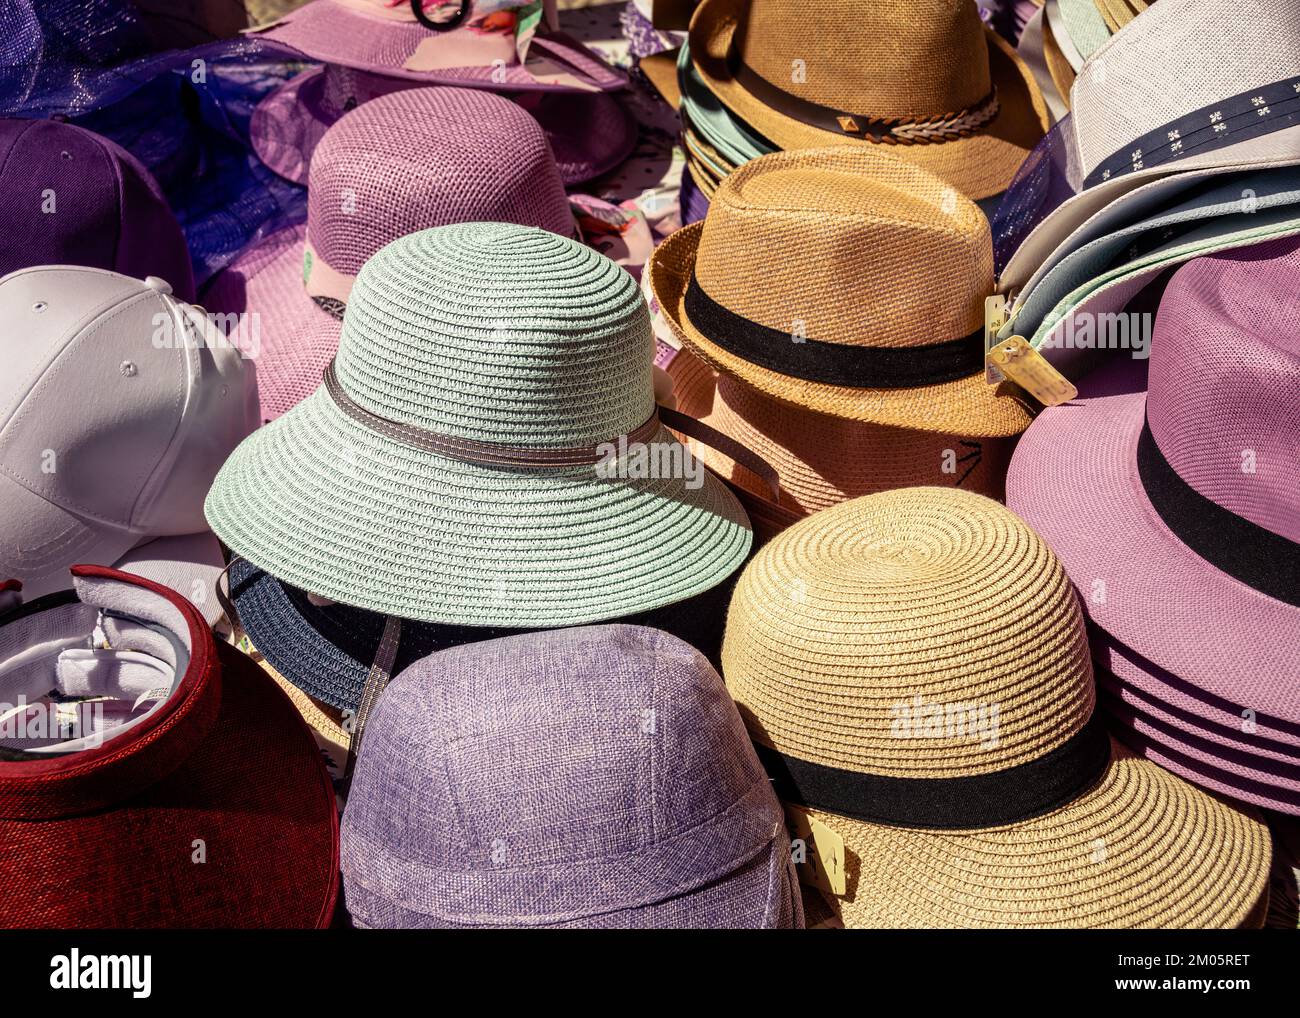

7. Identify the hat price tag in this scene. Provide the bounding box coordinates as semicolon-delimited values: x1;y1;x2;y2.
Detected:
984;294;1010;384
986;336;1079;407
786;805;847;897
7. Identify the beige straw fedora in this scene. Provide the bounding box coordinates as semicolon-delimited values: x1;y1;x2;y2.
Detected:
689;0;1050;200
666;348;1014;542
722;487;1272;928
649;147;1035;437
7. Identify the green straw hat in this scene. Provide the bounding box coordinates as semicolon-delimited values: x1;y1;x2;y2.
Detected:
205;223;752;626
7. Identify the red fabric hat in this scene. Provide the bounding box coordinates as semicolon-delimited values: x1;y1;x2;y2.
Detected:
0;566;339;928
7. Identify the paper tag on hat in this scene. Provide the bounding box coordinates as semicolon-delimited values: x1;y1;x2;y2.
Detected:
786;805;847;897
986;336;1078;407
984;294;1010;384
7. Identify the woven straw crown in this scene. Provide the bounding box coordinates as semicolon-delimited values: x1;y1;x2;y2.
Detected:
723;487;1094;778
1147;245;1300;543
727;0;991;120
1071;0;1300;179
336;222;654;445
306;88;573;278
694;148;992;352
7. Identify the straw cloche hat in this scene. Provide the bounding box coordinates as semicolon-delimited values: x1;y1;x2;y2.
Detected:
205;222;752;626
722;487;1272;927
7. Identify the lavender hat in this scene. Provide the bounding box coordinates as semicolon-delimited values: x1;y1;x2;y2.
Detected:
0;119;194;301
250;62;635;187
206;85;577;422
1007;235;1300;811
341;625;802;928
250;0;626;91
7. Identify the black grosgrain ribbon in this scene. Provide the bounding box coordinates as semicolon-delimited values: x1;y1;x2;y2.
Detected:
684;272;986;388
755;713;1112;829
1137;415;1300;607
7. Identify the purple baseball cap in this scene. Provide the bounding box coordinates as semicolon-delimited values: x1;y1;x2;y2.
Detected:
341;625;803;928
0;266;259;621
206;85;578;422
0;118;195;302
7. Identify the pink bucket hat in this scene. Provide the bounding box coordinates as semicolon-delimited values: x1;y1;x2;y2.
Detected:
249;0;626;91
205;85;577;422
1007;235;1300;808
250;62;636;187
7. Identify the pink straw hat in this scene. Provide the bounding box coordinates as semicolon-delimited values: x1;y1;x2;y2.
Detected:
1007;235;1300;806
250;62;635;187
249;0;625;91
205;85;576;422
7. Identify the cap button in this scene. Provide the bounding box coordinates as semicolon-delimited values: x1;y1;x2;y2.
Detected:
143;276;172;295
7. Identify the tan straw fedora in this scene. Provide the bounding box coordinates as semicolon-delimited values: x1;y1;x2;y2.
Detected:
722;487;1272;928
649;147;1035;437
689;0;1050;200
666;349;1013;542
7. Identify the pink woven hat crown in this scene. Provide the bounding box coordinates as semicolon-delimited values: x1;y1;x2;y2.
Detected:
251;0;626;91
250;62;636;187
206;85;576;422
1007;235;1300;780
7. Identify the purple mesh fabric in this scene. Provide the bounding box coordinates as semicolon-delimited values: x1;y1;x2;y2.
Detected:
306;86;573;277
341;625;802;929
0;118;195;300
206;85;578;420
990;114;1078;274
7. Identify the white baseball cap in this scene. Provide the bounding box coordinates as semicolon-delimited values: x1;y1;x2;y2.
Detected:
0;266;258;621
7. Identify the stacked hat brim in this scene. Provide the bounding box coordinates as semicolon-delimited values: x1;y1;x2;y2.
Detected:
208;388;749;626
651;222;1034;436
666;349;1014;530
225;556;741;711
797;739;1270;927
690;0;1049;200
1000;0;1300;294
250;64;637;186
1008;355;1300;814
254;2;626;91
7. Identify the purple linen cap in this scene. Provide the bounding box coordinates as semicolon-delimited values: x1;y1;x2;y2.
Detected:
341;624;802;928
0;118;195;301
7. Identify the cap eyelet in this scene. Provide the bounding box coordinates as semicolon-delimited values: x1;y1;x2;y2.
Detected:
31;301;47;313
59;150;72;161
410;0;469;32
119;361;137;378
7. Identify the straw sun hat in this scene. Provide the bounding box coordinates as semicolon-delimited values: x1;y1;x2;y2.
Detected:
722;487;1272;927
650;147;1035;438
205;222;751;626
689;0;1050;200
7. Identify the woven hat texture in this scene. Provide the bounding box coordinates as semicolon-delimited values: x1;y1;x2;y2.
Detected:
206;222;752;625
256;0;626;91
669;352;1014;532
206;86;576;422
0;567;338;928
1007;236;1300;725
342;624;802;928
689;0;1049;199
650;147;1034;436
228;553;744;713
722;487;1271;927
251;63;634;187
